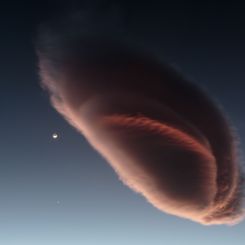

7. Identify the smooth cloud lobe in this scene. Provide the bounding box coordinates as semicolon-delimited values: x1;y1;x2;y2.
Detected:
37;17;244;225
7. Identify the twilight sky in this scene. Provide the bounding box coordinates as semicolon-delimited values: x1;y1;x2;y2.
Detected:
1;1;245;244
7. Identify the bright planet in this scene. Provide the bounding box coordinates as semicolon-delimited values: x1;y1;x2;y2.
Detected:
52;133;59;139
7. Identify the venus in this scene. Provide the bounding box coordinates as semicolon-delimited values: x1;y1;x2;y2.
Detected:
52;133;58;139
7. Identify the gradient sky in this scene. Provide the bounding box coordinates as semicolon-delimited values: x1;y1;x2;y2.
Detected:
1;1;245;244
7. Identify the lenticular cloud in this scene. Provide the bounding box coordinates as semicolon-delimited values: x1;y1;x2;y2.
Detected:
36;17;244;225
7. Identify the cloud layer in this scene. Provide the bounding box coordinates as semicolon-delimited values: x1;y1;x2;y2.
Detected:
36;15;244;225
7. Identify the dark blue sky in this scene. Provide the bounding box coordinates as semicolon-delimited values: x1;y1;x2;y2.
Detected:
1;1;245;244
